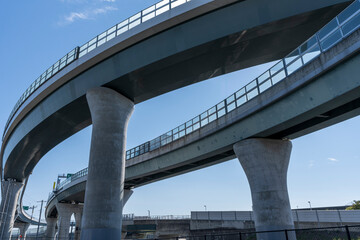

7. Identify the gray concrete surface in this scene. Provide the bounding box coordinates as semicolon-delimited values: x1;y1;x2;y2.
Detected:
233;139;295;240
0;180;24;240
73;205;83;240
81;87;134;240
56;203;77;240
43;217;57;240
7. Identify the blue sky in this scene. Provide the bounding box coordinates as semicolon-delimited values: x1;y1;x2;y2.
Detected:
1;0;360;220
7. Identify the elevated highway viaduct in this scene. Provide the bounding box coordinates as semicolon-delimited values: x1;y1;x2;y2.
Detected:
45;15;360;239
0;0;356;239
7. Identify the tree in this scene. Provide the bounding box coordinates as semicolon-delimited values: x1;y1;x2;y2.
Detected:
345;200;360;210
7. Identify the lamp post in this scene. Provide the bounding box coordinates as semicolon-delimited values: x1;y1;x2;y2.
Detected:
204;205;207;211
308;201;312;210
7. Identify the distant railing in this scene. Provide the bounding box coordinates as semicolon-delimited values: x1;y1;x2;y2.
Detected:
3;0;192;140
48;0;360;201
134;215;191;220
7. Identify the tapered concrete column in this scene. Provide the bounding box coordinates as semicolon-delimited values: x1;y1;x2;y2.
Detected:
0;180;24;240
16;222;30;239
81;87;134;240
44;217;57;240
56;203;82;240
233;138;296;240
74;205;83;240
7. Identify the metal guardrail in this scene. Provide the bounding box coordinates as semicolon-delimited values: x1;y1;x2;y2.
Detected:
48;0;360;201
2;0;192;140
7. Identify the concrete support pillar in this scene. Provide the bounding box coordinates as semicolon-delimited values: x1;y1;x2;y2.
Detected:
81;87;134;240
0;180;24;240
44;217;57;240
233;138;296;240
74;205;83;240
17;222;30;239
56;203;81;240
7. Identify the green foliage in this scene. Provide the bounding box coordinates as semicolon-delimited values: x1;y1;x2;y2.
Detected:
346;200;360;210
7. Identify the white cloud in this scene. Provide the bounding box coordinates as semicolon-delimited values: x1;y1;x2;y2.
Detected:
327;157;339;162
102;0;116;2
64;12;89;23
60;6;117;25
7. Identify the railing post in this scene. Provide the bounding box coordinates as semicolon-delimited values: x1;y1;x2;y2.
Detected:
239;232;242;240
315;33;323;53
285;229;289;240
345;225;351;240
283;58;288;77
75;46;80;60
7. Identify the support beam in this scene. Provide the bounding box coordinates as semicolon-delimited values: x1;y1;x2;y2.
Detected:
81;87;134;240
44;217;57;240
0;180;24;240
233;138;296;240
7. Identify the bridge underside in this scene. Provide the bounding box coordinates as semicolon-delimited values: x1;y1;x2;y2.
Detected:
3;1;350;182
124;27;360;188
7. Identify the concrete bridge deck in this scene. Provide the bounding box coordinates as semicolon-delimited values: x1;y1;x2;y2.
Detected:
46;2;360;216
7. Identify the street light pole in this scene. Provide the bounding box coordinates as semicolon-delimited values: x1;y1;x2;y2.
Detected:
308;201;312;210
36;200;46;240
204;205;207;211
29;205;37;220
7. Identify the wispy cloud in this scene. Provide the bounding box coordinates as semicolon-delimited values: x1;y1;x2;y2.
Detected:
327;157;339;162
64;12;89;23
59;6;117;25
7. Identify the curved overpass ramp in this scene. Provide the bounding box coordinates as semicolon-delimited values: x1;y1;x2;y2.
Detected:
1;0;350;182
46;2;360;217
0;0;357;238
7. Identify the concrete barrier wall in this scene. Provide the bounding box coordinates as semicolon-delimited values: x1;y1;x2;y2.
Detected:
192;210;360;223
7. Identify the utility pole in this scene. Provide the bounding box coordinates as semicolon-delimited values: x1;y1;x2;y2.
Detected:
36;200;46;240
29;205;37;220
